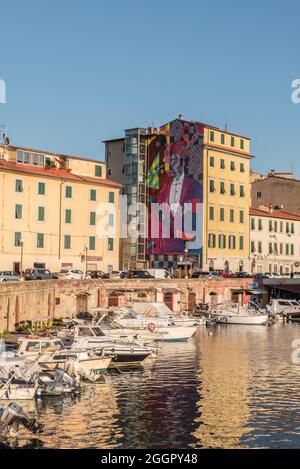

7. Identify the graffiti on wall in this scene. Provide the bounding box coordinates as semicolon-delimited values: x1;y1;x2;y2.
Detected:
146;119;203;259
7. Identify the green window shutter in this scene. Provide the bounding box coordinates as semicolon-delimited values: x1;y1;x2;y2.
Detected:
230;161;235;171
65;186;72;198
37;233;44;248
220;182;225;194
240;210;244;223
286;244;289;255
38;206;45;221
220;159;225;169
15;179;23;192
89;236;96;250
220;134;225;144
38;182;45;195
239;236;244;250
251;241;255;253
230;209;234;223
108;238;114;251
291;244;295;255
64;235;71;249
90;189;96;201
210;156;214;167
109;213;114;227
15;204;22;219
210;131;215;142
209;207;214;221
240;139;244;150
209;180;215;192
240;185;245;197
258;242;262;253
95;165;102;177
14;232;21;247
108;191;115;203
220;208;225;221
230;184;235;196
240;163;245;172
65;209;72;223
269;242;273;254
89;212;96;225
231;136;235;146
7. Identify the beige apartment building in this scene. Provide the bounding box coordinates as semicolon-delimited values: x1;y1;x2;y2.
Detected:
0;143;121;273
250;206;300;274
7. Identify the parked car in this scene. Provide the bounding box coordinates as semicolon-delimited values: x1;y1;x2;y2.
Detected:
109;270;128;279
76;312;94;321
58;269;85;280
234;272;253;278
24;268;53;280
85;270;109;279
190;271;211;279
214;269;235;278
146;269;172;279
253;273;269;280
127;270;155;279
0;271;21;282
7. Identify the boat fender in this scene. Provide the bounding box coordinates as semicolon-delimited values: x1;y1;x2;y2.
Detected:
147;323;156;332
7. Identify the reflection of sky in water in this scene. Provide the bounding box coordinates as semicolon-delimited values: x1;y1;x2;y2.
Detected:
4;324;300;448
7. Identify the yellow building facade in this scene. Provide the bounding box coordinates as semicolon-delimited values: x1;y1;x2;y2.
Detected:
202;126;253;272
0;144;121;273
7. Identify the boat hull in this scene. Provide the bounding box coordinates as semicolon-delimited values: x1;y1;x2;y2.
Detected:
214;314;268;325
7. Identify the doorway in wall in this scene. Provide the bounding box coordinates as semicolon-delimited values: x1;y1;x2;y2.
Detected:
76;293;90;313
13;262;21;274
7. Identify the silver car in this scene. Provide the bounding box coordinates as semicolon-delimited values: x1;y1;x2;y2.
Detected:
0;271;21;282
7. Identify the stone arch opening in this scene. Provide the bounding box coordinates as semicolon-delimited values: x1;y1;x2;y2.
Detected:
76;292;90;314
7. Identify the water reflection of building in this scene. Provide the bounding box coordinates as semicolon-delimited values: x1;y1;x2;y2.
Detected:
113;341;201;448
193;327;253;448
36;377;122;449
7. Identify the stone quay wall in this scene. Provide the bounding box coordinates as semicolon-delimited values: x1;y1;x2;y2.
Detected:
0;277;254;333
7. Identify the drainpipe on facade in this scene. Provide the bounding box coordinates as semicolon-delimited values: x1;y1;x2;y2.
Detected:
58;180;66;260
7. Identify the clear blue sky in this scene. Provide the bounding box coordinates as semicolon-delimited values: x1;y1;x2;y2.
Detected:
1;0;300;175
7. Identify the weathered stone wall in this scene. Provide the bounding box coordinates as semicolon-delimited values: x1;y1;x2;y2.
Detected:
0;277;253;333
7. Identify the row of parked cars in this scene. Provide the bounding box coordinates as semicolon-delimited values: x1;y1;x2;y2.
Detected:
0;267;173;283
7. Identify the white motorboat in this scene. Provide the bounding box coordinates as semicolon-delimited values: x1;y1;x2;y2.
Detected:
269;298;300;320
16;336;112;373
130;302;200;327
69;325;153;365
107;325;197;343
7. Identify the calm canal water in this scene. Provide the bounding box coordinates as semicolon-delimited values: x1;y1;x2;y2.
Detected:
7;322;300;449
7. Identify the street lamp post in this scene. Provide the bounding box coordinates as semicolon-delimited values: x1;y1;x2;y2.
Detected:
184;247;189;279
85;244;89;274
20;238;24;277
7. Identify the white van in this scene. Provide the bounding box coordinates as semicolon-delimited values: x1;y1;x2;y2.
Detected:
146;269;172;279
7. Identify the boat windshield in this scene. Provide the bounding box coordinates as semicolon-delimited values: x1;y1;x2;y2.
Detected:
290;301;299;306
91;327;106;337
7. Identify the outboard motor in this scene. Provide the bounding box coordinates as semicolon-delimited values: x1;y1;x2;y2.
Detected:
37;368;80;397
0;402;43;435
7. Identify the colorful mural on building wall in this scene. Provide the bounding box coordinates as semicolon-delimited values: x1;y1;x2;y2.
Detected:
146;119;204;267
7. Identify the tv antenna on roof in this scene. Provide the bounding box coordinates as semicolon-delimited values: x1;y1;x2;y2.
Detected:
0;124;9;159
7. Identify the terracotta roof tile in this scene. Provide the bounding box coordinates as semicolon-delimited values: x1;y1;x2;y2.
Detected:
249;207;300;221
0;160;122;188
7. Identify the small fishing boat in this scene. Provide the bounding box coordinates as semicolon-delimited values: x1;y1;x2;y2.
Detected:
209;303;269;325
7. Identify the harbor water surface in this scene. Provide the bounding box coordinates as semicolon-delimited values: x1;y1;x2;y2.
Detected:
9;323;300;449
